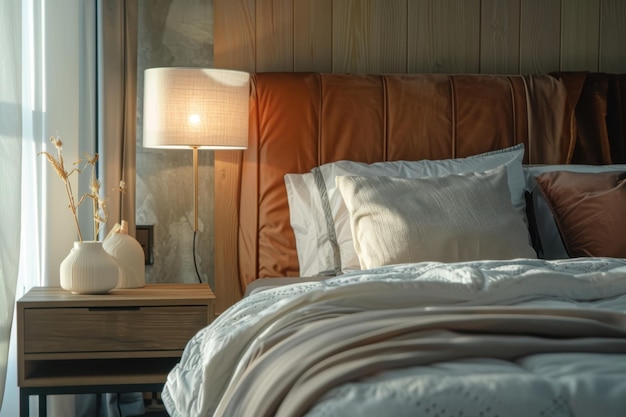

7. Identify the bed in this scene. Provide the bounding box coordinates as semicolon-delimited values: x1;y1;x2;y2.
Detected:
163;72;626;417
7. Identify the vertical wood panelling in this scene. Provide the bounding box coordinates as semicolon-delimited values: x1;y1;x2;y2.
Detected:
561;0;600;71
214;0;256;313
214;0;255;71
333;0;407;73
519;0;561;74
294;0;333;72
256;0;294;71
408;0;481;73
600;0;626;72
480;0;520;74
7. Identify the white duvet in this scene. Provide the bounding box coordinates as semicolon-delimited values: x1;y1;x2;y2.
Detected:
162;258;626;417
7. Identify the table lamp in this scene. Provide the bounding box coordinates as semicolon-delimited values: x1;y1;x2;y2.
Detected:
142;67;249;279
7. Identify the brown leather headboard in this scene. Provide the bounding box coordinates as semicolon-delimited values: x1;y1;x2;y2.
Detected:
234;71;625;293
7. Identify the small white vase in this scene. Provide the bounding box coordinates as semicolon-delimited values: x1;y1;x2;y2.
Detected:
60;241;120;294
103;220;146;288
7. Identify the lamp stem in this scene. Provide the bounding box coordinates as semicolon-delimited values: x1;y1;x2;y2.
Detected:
192;146;199;232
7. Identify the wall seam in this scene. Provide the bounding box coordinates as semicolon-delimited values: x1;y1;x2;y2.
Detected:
450;77;457;158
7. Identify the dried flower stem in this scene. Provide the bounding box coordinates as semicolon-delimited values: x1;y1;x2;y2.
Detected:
39;137;84;241
65;173;84;242
87;153;106;238
40;136;108;242
119;179;126;222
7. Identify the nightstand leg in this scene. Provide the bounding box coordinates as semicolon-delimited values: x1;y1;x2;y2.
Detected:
38;394;47;416
19;390;29;417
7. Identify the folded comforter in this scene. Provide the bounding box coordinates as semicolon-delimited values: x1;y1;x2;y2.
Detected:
163;258;626;417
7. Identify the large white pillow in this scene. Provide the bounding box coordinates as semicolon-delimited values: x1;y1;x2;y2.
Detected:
335;165;536;269
285;144;527;276
523;164;626;259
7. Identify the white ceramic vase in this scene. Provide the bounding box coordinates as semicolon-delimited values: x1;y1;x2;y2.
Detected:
60;241;120;294
103;220;146;288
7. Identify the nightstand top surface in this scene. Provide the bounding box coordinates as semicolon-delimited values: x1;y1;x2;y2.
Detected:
18;284;215;308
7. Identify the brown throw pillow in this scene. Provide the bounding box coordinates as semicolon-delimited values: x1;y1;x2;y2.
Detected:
535;170;626;258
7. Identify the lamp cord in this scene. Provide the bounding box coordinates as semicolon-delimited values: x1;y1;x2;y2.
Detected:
193;230;202;283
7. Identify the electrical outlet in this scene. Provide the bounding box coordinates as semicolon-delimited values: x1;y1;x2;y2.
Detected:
136;225;154;265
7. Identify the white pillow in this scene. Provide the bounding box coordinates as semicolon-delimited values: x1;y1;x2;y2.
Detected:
285;144;527;276
523;164;626;259
336;165;536;269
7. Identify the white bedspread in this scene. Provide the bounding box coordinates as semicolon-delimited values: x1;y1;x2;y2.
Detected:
162;258;626;417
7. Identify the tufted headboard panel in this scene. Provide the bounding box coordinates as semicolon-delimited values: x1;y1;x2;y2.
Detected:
212;71;626;310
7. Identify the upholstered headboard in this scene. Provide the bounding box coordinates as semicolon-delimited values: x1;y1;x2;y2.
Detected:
214;71;626;312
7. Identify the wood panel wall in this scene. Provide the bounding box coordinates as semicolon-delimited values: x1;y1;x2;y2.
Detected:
215;0;626;75
212;0;626;313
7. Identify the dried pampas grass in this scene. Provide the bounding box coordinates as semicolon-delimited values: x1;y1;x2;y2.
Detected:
39;136;108;242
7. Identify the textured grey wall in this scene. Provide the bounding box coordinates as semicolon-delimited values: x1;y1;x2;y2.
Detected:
136;0;215;286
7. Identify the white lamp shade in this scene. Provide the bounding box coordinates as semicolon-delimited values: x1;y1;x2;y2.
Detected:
143;67;250;149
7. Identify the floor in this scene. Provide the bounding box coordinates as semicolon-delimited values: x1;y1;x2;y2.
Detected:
139;399;168;416
138;411;168;417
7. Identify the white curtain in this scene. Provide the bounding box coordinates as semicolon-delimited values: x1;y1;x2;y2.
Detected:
0;0;23;411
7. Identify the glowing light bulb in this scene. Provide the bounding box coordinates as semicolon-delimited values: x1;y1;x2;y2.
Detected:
188;114;201;125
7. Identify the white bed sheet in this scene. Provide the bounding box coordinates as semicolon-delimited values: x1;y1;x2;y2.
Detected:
163;258;626;417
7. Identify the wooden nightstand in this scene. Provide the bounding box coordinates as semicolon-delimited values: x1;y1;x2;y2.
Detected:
17;284;215;417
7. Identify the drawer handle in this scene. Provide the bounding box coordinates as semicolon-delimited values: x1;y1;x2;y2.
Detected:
88;306;141;311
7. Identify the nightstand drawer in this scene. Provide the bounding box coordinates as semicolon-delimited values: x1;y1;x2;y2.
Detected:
24;305;207;354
